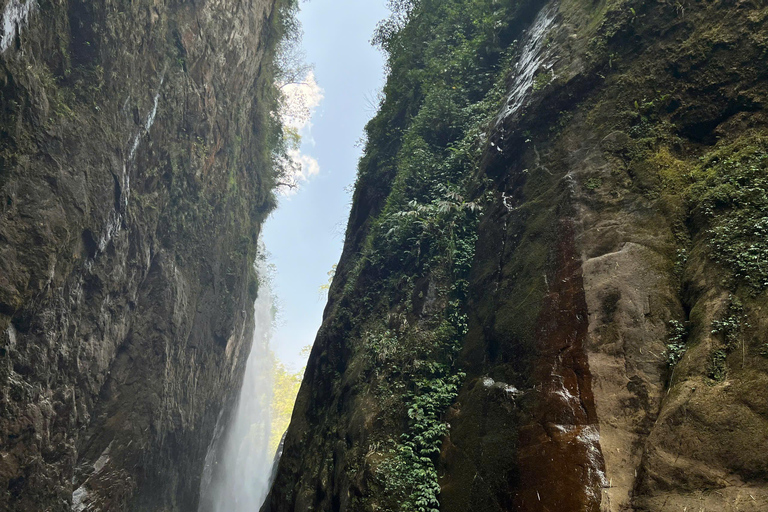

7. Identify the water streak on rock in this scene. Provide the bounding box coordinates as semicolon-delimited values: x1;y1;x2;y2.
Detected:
129;74;165;163
0;0;35;53
495;3;557;126
515;219;607;511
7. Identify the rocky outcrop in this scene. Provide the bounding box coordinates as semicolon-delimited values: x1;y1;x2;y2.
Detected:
0;0;279;510
266;0;768;510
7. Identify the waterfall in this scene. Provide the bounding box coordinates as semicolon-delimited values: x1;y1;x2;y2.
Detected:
199;256;276;512
495;3;557;126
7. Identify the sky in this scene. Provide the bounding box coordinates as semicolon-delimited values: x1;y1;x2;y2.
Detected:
262;0;389;370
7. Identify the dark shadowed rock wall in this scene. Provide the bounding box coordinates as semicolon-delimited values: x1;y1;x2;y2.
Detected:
265;0;768;510
0;0;278;510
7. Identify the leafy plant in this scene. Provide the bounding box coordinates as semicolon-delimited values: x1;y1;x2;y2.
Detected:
673;248;688;278
339;1;531;508
688;138;768;291
363;329;401;365
381;370;465;512
710;295;746;351
532;70;553;91
666;319;688;366
585;176;603;190
380;185;481;267
707;348;728;381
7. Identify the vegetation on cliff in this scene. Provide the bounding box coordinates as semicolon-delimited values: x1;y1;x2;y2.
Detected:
267;0;768;510
270;360;303;454
266;0;549;509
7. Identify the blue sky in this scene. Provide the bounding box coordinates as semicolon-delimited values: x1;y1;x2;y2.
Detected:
263;0;389;370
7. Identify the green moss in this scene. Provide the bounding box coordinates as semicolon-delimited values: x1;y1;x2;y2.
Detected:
585;176;603;190
611;116;768;293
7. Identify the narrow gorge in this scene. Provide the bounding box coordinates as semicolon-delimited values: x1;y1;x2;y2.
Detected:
2;0;768;511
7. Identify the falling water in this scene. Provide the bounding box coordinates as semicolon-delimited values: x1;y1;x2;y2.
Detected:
199;255;276;512
495;3;557;126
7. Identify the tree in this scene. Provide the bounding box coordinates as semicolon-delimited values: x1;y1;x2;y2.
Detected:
270;360;304;454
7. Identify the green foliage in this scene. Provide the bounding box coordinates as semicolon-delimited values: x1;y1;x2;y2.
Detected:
375;185;481;271
585;176;603;190
359;0;521;185
372;223;475;511
666;319;688;366
705;295;750;381
318;264;337;295
270;359;304;454
710;295;746;351
362;184;479;511
246;0;308;197
342;1;535;509
363;328;401;365
380;371;464;512
687;137;768;291
707;348;728;382
673;248;688;278
532;70;553;92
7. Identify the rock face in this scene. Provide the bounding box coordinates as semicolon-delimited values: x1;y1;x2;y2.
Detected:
0;0;278;510
266;0;768;511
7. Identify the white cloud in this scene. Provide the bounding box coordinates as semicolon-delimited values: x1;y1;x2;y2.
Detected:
280;71;324;134
276;71;324;196
277;150;321;196
299;153;320;177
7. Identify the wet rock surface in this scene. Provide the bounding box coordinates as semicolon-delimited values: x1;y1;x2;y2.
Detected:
0;0;276;510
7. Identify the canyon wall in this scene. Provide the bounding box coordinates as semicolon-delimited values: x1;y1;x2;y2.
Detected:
0;0;280;509
266;0;768;510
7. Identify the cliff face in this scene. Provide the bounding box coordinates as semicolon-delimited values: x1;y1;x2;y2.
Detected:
0;0;280;510
266;0;768;511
